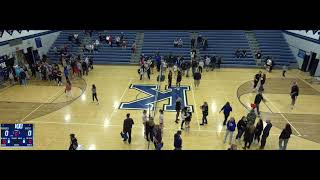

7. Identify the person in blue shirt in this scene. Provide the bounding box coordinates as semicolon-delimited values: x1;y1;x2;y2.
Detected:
224;117;236;145
155;53;161;72
220;102;233;125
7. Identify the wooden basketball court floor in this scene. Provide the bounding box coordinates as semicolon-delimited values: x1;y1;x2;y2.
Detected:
1;65;320;150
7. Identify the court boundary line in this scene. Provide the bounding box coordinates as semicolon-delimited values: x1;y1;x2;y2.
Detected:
263;95;302;136
290;71;320;94
20;88;65;122
189;78;201;130
28;120;287;136
108;79;133;121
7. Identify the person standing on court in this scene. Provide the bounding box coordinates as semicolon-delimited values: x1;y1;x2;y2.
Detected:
200;102;208;125
142;110;148;138
279;123;292;150
224;117;236;145
92;84;99;104
180;107;188;130
253;71;262;90
259;73;266;92
65;80;72;97
174;130;182;150
145;61;151;80
254;119;263;144
168;70;172;89
260;119;272;149
235;116;247;142
69;134;78;150
175;96;182;123
243;124;255;150
290;81;299;109
176;70;182;89
220;102;233;126
153;125;163;150
254;91;265;116
159;109;164;129
145;116;155;142
184;108;192;129
193;69;202;88
139;64;144;80
122;113;134;144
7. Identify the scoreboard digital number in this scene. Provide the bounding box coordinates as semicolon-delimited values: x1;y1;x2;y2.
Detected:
1;124;33;147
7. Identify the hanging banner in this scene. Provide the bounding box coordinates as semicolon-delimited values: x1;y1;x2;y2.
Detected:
6;30;14;35
0;30;4;38
287;30;320;41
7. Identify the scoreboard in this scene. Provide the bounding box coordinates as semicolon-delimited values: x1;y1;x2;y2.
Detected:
1;124;33;147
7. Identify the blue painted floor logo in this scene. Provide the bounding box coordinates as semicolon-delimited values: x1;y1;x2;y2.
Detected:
119;84;193;112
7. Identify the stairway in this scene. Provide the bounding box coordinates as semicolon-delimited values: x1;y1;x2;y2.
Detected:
130;31;144;64
244;30;261;66
190;31;199;61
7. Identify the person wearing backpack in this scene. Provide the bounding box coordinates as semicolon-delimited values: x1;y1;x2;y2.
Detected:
224;117;236;145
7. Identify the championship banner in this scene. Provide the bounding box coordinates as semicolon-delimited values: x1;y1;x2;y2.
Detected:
287;30;320;41
6;30;14;35
0;30;4;38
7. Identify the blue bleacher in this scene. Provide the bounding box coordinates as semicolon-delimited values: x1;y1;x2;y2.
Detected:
47;30;136;65
198;30;256;68
46;30;297;68
254;30;296;67
142;31;191;60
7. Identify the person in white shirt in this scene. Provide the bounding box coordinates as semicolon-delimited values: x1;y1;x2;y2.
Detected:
205;56;211;71
199;59;204;73
106;35;110;44
142;110;148;138
178;38;183;48
159;109;164;129
173;38;178;47
85;56;89;69
95;39;100;47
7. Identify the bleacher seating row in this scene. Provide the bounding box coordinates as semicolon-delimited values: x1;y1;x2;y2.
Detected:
198;30;256;68
254;30;296;67
142;31;191;61
47;30;136;65
46;30;296;68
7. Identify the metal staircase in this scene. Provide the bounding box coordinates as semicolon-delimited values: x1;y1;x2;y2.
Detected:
244;30;262;66
130;31;144;64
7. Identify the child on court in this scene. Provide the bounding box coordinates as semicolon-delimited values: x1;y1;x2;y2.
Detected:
282;65;288;78
92;84;99;104
65;80;72;97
